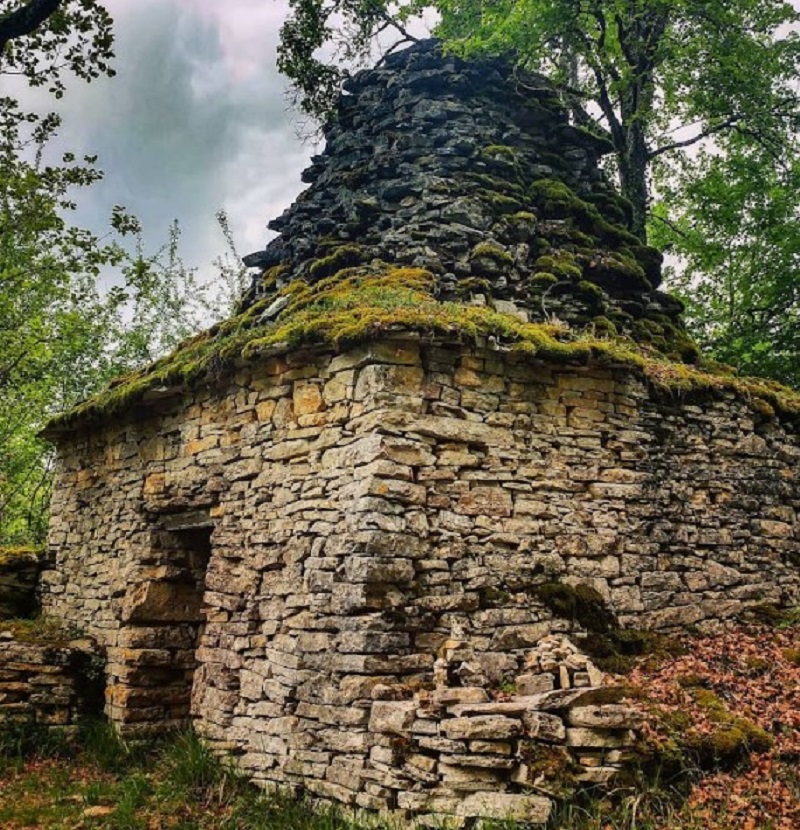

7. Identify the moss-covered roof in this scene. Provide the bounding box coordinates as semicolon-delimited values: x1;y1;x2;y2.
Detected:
44;265;800;434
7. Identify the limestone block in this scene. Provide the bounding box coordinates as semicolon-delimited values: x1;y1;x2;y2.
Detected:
369;700;417;735
522;712;566;742
339;631;410;654
344;557;414;585
355;364;425;400
456;487;512;517
490;623;552;650
567;705;643;729
439;763;505;790
430;688;489;706
121;582;203;623
443;716;523;741
516;673;555;696
455;792;552;822
445;754;515;769
566;728;635;748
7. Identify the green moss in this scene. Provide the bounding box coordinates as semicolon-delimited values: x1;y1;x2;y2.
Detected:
495;211;538;243
534;251;582;281
535;582;617;634
482;144;519;159
307;244;364;280
470;241;514;265
0;616;80;646
529;272;559;289
782;648;800;666
631;245;664;286
530;178;602;227
535;582;682;674
584;192;633;226
517;742;580;796
45;261;800;432
742;603;800;627
577;280;604;300
464;171;525;200
591;316;617;336
478;586;513;607
587;252;651;292
572;124;616;155
684;689;773;767
0;546;40;570
479;190;523;215
453;277;492;298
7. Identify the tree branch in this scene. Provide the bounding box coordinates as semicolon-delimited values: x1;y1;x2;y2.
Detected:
0;0;61;55
648;116;741;160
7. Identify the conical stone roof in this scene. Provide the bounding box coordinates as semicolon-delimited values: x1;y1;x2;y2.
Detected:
241;39;693;360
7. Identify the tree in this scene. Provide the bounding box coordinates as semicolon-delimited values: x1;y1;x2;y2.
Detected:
0;0;114;95
651;128;800;386
0;1;247;543
0;103;242;543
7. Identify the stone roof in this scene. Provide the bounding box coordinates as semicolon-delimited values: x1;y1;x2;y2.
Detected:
44;41;800;432
240;39;687;353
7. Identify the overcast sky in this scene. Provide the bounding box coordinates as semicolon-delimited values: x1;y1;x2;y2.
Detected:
8;0;338;276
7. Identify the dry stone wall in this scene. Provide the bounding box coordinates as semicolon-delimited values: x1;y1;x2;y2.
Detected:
0;631;102;730
42;339;799;820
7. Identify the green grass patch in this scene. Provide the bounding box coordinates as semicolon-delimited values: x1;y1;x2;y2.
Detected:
0;725;400;830
0;615;81;645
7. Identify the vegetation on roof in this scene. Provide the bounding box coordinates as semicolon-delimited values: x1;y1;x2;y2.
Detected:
45;263;800;432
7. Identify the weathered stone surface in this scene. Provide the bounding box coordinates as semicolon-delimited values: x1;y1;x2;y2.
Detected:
566;728;635;748
567;705;643;729
368;701;417;735
455;792;552;822
443;716;523;741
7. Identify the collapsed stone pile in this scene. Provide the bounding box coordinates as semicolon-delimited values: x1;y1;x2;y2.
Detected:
242;39;691;359
368;634;642;822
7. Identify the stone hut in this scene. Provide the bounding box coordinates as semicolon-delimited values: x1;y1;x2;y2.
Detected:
39;41;799;823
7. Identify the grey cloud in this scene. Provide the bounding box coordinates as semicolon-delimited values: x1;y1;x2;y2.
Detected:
34;0;312;276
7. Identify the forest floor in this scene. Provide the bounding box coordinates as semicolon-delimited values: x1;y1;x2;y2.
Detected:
0;613;797;830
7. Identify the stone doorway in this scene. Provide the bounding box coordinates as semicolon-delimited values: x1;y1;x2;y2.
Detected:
109;510;213;734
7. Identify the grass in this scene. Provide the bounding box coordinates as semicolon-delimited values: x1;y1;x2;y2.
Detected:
0;722;399;830
0;615;82;645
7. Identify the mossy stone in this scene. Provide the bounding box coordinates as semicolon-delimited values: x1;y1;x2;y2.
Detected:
308;245;365;281
534;582;617;634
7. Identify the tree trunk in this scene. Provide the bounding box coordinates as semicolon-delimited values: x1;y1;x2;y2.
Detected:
618;118;649;242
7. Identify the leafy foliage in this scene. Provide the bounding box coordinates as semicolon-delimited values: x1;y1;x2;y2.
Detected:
0;107;244;543
652;129;800;386
0;1;248;542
